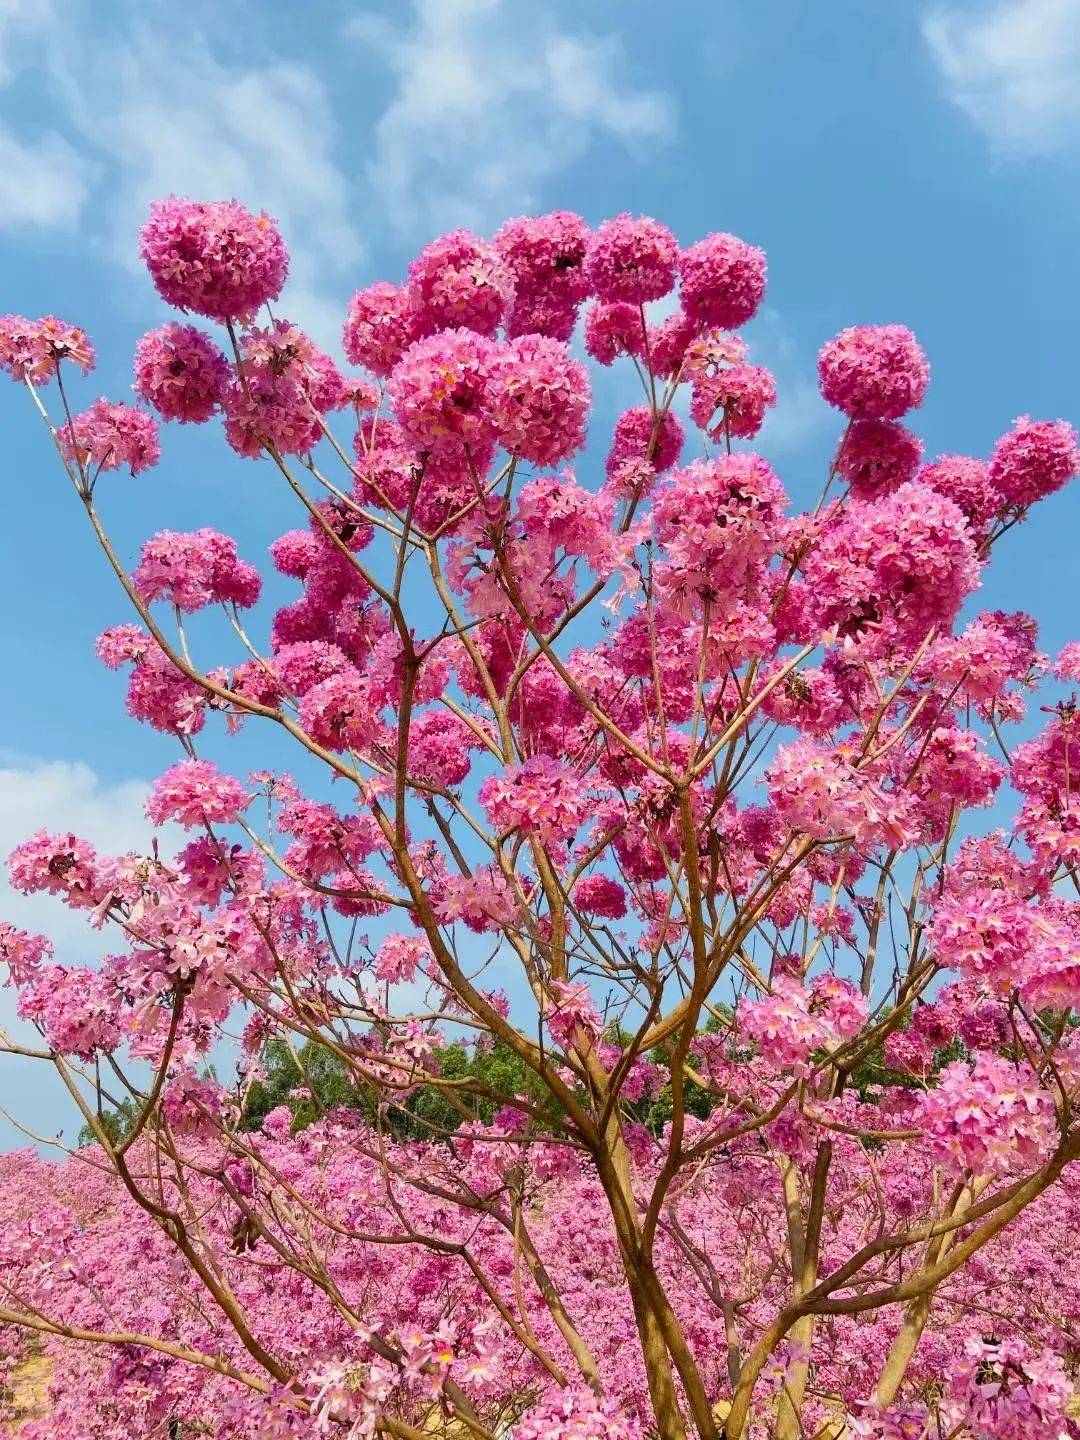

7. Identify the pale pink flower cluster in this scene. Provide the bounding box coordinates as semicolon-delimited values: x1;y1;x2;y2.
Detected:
742;974;867;1071
145;759;250;829
766;739;918;849
479;756;588;845
944;1335;1071;1440
514;1386;644;1440
58;398;160;475
133;528;261;611
373;935;428;985
545;980;603;1051
0;313;95;381
920;1055;1055;1178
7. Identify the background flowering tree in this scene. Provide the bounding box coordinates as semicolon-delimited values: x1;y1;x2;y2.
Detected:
1;199;1080;1440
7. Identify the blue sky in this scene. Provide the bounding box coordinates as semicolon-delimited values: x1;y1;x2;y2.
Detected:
0;0;1078;1141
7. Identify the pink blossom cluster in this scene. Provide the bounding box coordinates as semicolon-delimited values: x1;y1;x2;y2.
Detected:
133;528;261;611
145;759;250;828
741;974;867;1071
133;323;231;423
58;398;160;475
0;313;95;381
920;1055;1056;1178
139;196;288;321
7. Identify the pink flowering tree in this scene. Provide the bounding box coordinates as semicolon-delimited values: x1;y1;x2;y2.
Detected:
2;201;1080;1440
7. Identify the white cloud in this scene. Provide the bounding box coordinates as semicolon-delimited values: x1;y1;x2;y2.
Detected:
923;0;1080;154
0;757;153;957
0;124;91;229
347;0;675;234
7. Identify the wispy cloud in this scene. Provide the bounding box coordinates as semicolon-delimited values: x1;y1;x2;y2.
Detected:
347;0;675;235
0;125;92;230
923;0;1080;155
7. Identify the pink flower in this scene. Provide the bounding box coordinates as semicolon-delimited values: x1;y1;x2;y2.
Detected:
146;759;250;828
0;314;94;382
58;399;160;475
606;405;684;479
572;873;628;919
647;310;701;379
487;334;589;465
678;231;767;329
95;624;151;669
818;324;929;420
374;935;429;985
690;362;776;438
479;756;587;844
493;211;591;304
766;739;919;850
387;328;496;454
514;1387;643;1440
270;640;351;697
545;979;603;1051
139;196;288;321
742;976;835;1071
407;229;513;336
652;454;787;616
837;420;923;499
343;281;423;377
1054;641;1080;682
133;528;261;611
917;453;1001;535
17;965;120;1058
920;1054;1055;1178
0;922;53;986
803;480;980;655
584;301;644;365
585;213;679;304
223;320;347;459
407;710;481;788
945;1335;1070;1440
132;323;230;424
8;831;99;907
298;671;384;753
988;416;1080;508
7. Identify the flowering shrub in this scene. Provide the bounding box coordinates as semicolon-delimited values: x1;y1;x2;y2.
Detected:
1;198;1080;1440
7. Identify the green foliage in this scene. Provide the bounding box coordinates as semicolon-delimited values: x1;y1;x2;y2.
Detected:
77;1098;139;1149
